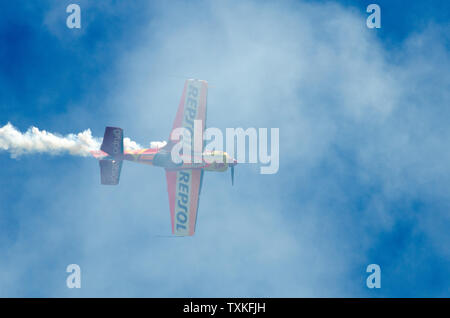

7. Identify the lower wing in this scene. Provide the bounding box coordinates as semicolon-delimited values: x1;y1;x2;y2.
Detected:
165;169;202;236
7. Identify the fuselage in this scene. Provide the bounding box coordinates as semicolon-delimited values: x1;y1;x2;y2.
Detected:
91;147;237;172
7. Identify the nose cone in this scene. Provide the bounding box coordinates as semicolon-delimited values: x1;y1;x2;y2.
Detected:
223;152;237;166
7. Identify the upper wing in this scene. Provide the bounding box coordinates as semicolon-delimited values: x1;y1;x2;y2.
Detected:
169;79;208;151
165;169;202;236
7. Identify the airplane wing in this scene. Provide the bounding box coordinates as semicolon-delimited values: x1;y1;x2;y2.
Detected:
169;79;208;151
165;79;208;236
165;169;202;236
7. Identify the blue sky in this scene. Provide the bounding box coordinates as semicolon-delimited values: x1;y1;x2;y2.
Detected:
0;0;449;297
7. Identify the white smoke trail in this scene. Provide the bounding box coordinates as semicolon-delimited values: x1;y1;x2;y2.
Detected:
0;123;146;158
150;141;167;148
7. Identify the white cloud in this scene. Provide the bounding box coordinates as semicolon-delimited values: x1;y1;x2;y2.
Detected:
1;0;449;297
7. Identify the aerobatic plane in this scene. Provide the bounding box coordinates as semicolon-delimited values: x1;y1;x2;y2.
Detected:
91;79;237;236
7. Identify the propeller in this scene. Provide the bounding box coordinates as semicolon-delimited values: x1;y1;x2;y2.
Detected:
231;165;235;186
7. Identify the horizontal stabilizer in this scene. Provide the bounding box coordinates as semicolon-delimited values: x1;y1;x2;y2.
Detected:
101;127;123;157
100;159;123;185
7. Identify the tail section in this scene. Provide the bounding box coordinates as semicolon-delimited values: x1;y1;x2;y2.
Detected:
99;159;123;185
98;127;124;185
101;127;124;157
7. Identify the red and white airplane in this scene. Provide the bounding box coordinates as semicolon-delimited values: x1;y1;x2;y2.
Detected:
91;79;237;236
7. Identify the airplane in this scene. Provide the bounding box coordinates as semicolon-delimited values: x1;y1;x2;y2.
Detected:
90;79;237;236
